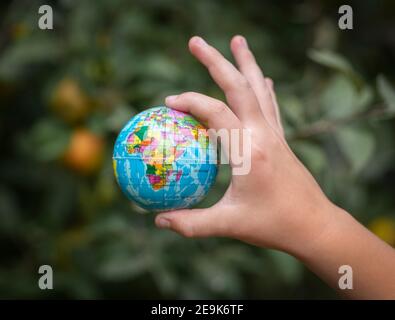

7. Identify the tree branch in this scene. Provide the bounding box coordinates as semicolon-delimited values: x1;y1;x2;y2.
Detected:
287;105;394;141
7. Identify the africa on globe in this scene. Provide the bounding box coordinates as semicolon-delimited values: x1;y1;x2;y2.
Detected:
113;106;218;211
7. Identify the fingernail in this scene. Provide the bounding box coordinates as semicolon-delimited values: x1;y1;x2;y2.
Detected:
239;36;248;48
193;36;207;46
157;218;171;229
166;95;178;104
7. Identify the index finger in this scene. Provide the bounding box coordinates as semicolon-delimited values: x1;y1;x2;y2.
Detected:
188;36;264;125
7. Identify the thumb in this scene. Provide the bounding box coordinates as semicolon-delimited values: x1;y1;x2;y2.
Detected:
155;206;230;238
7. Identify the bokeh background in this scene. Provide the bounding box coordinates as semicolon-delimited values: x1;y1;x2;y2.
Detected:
0;0;394;299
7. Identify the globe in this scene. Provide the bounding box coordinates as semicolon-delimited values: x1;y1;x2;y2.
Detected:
113;106;218;211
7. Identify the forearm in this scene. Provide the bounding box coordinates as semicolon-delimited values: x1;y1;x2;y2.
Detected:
290;205;395;299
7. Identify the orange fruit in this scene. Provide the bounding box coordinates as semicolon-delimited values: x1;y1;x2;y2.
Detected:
63;129;105;175
51;78;91;123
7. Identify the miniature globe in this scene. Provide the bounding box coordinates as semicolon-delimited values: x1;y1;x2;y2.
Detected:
113;106;218;211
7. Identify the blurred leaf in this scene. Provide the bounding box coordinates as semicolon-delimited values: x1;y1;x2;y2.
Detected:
268;250;303;285
377;75;395;111
67;1;102;51
356;86;374;109
308;49;355;75
335;127;375;173
281;96;306;126
19;119;71;161
97;253;152;280
143;55;181;81
105;104;135;132
292;141;326;174
151;264;178;295
0;36;62;81
321;75;359;119
86;113;108;134
88;214;131;238
55;272;99;299
193;256;242;296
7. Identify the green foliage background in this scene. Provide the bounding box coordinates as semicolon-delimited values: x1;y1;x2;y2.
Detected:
0;0;394;299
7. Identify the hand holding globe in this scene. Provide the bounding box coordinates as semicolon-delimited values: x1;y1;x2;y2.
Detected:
113;35;395;299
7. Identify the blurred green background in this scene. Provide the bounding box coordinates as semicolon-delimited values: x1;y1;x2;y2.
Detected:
0;0;395;299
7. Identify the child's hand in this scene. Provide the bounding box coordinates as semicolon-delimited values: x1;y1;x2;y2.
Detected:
155;36;336;256
155;36;395;299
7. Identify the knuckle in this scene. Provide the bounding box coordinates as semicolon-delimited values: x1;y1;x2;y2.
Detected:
180;227;195;238
251;131;277;162
252;144;267;163
175;221;195;238
265;77;273;86
179;91;197;100
261;89;274;106
211;102;228;115
239;77;251;90
261;84;272;97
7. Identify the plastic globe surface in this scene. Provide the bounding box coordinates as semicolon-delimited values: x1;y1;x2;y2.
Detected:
113;106;218;211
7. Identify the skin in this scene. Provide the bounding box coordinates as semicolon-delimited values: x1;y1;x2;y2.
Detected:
155;35;395;299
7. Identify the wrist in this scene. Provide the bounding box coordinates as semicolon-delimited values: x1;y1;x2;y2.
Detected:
284;201;349;262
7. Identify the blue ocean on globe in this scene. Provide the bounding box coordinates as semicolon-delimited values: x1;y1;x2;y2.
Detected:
113;106;218;211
